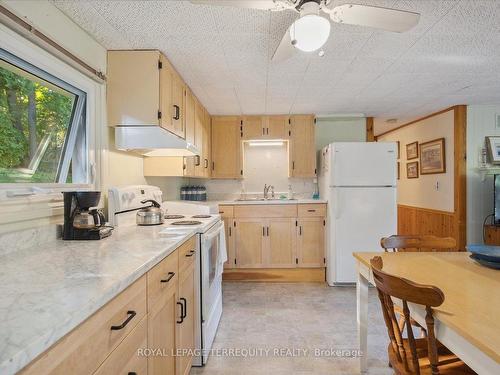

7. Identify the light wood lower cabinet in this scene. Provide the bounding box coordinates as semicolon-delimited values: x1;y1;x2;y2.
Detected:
229;204;326;269
21;236;198;375
297;217;326;267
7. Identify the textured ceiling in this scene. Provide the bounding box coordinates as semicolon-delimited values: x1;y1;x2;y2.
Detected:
52;0;500;134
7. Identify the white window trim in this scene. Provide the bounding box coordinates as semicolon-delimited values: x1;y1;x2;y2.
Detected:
0;23;104;211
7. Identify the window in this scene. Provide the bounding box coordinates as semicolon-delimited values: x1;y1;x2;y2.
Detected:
0;48;87;184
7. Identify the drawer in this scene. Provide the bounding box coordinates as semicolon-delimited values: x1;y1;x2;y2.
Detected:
148;249;179;310
218;205;234;218
93;315;148;375
20;276;147;375
178;236;197;274
234;204;297;218
298;204;327;217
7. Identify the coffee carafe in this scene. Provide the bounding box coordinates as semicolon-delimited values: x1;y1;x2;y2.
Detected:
63;191;112;240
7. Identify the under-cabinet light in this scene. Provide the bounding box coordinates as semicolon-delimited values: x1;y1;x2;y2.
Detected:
247;141;284;147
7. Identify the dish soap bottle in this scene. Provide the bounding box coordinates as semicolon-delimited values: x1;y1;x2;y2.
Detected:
312;178;320;200
287;184;294;200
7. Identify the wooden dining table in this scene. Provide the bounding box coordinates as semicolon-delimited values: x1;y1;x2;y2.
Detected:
353;251;500;375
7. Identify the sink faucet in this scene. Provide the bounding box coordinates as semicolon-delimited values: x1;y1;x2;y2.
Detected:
264;184;274;199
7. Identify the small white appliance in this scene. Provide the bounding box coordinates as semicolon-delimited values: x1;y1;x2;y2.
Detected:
318;142;397;285
108;186;226;366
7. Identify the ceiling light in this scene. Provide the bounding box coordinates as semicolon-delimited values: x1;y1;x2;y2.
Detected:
290;4;331;53
248;141;284;147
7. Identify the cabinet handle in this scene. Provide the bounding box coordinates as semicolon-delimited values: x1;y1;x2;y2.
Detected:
173;105;180;120
160;271;175;283
262;127;265;135
177;301;184;323
266;226;269;236
204;158;208;168
292;161;295;170
185;249;195;257
111;310;136;330
299;226;302;236
180;297;187;319
128;373;137;375
307;209;316;212
266;128;269;135
229;226;232;236
195;155;201;166
263;227;265;237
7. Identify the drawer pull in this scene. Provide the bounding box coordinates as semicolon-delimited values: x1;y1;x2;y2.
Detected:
160;271;175;283
128;373;137;375
307;209;316;212
111;310;136;330
177;301;184;323
180;297;187;319
185;250;195;257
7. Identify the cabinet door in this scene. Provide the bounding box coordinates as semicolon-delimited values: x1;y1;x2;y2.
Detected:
266;115;288;139
176;261;195;375
171;73;185;138
223;217;236;269
108;50;160;126
194;99;204;177
266;218;296;268
148;288;177;375
184;88;195;145
297;217;325;268
289;115;316;177
242;116;265;140
202;109;211;178
235;219;265;268
159;55;174;132
211;116;242;178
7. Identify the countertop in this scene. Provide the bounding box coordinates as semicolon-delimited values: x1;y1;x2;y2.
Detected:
0;223;197;375
165;199;327;208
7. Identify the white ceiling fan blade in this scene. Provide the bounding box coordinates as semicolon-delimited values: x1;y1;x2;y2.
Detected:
271;27;297;62
190;0;280;10
327;4;420;33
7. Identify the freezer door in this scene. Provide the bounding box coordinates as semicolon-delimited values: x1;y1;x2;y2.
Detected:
330;142;397;187
329;187;397;284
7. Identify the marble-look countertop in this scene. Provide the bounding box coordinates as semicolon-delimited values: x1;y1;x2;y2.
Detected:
165;199;327;208
0;224;197;375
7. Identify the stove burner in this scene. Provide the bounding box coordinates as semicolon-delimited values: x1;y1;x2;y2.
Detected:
192;215;211;218
171;220;202;226
165;214;185;219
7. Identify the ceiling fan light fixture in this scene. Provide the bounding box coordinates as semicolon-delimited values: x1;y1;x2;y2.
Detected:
290;14;331;52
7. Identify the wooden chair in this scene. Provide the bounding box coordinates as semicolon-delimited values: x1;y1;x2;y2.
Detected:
370;256;476;375
380;235;457;253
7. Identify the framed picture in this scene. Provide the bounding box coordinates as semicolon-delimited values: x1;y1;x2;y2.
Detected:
420;138;446;174
486;136;500;164
407;162;419;179
397;162;400;180
406;141;418;160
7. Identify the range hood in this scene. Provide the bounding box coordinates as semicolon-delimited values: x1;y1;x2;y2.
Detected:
115;126;199;157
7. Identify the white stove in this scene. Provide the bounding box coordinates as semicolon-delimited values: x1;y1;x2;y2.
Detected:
108;185;226;367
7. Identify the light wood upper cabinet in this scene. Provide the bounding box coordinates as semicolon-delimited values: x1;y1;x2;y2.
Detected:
108;50;161;127
289;115;316;177
202;109;212;178
297;217;325;267
211;116;242;179
265;116;288;139
184;88;195;145
242;116;265;140
171;72;185;138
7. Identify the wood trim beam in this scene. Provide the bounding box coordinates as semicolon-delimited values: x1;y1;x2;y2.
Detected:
222;268;325;282
375;106;457;139
454;105;467;250
366;117;375;142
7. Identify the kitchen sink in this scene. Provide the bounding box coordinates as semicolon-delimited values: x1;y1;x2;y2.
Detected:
235;198;297;202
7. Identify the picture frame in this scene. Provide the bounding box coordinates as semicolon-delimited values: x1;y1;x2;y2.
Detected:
406;161;419;179
406;141;418;160
486;136;500;164
420;138;446;175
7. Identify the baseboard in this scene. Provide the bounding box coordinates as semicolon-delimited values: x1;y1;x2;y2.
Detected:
222;268;326;283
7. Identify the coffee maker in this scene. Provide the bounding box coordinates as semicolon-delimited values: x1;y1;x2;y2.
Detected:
63;191;112;240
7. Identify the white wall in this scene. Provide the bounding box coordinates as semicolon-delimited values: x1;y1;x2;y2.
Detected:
378;110;455;212
467;105;500;243
315;117;366;150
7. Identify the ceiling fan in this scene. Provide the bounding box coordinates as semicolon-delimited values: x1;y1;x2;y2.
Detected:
190;0;420;62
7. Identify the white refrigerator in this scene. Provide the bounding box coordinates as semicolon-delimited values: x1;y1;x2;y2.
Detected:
318;142;397;285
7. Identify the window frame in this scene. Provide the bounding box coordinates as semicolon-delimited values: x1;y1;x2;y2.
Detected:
0;48;88;185
0;22;103;202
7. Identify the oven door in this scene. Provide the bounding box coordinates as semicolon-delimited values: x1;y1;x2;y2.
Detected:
201;220;226;322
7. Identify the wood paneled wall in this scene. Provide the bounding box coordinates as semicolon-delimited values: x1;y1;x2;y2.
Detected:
398;205;456;244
